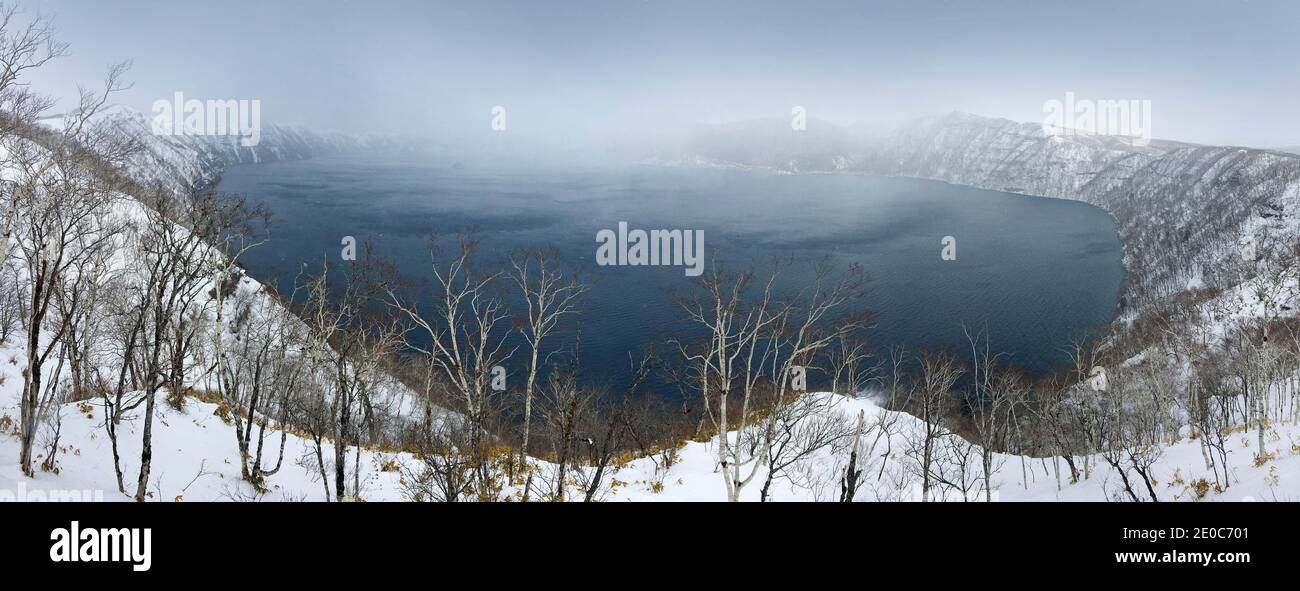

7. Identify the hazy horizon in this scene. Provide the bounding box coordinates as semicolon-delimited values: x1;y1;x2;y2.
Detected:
18;0;1300;149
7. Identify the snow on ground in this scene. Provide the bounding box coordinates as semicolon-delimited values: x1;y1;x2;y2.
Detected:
0;398;408;502
593;393;1300;502
0;327;409;501
4;346;1296;502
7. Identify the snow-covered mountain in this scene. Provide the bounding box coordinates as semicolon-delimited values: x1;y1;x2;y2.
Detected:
673;112;1300;309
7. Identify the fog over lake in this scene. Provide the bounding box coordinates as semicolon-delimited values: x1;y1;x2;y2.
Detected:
219;154;1124;394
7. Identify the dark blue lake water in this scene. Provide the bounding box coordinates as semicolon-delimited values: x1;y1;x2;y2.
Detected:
219;154;1123;395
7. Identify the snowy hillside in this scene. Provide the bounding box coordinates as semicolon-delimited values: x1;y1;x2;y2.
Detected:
5;385;1296;502
0;176;419;500
1;116;428;502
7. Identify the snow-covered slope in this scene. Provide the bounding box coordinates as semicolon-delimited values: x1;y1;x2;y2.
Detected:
0;123;422;502
5;388;1295;502
601;393;1300;502
0;396;407;502
0;193;421;501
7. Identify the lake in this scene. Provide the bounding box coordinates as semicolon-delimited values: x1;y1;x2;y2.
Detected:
218;154;1124;395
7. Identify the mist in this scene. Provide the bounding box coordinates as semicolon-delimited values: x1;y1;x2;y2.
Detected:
21;0;1300;154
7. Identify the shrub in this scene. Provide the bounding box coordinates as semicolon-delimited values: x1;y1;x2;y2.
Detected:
1190;478;1211;500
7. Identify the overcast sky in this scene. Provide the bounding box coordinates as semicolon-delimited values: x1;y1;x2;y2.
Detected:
19;0;1300;147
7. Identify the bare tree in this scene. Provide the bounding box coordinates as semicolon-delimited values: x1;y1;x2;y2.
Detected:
828;326;875;397
388;235;514;499
673;264;780;502
97;188;246;500
838;410;867;501
0;262;19;344
758;392;854;501
7;60;135;477
0;4;65;268
398;408;477;502
535;362;596;502
898;350;963;502
210;290;304;488
508;247;586;482
964;326;1019;501
575;350;655;502
1090;363;1164;502
675;259;863;501
295;253;396;501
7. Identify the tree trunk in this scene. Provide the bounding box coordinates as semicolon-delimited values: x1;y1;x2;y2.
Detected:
334;392;349;500
18;263;45;477
133;388;156;501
